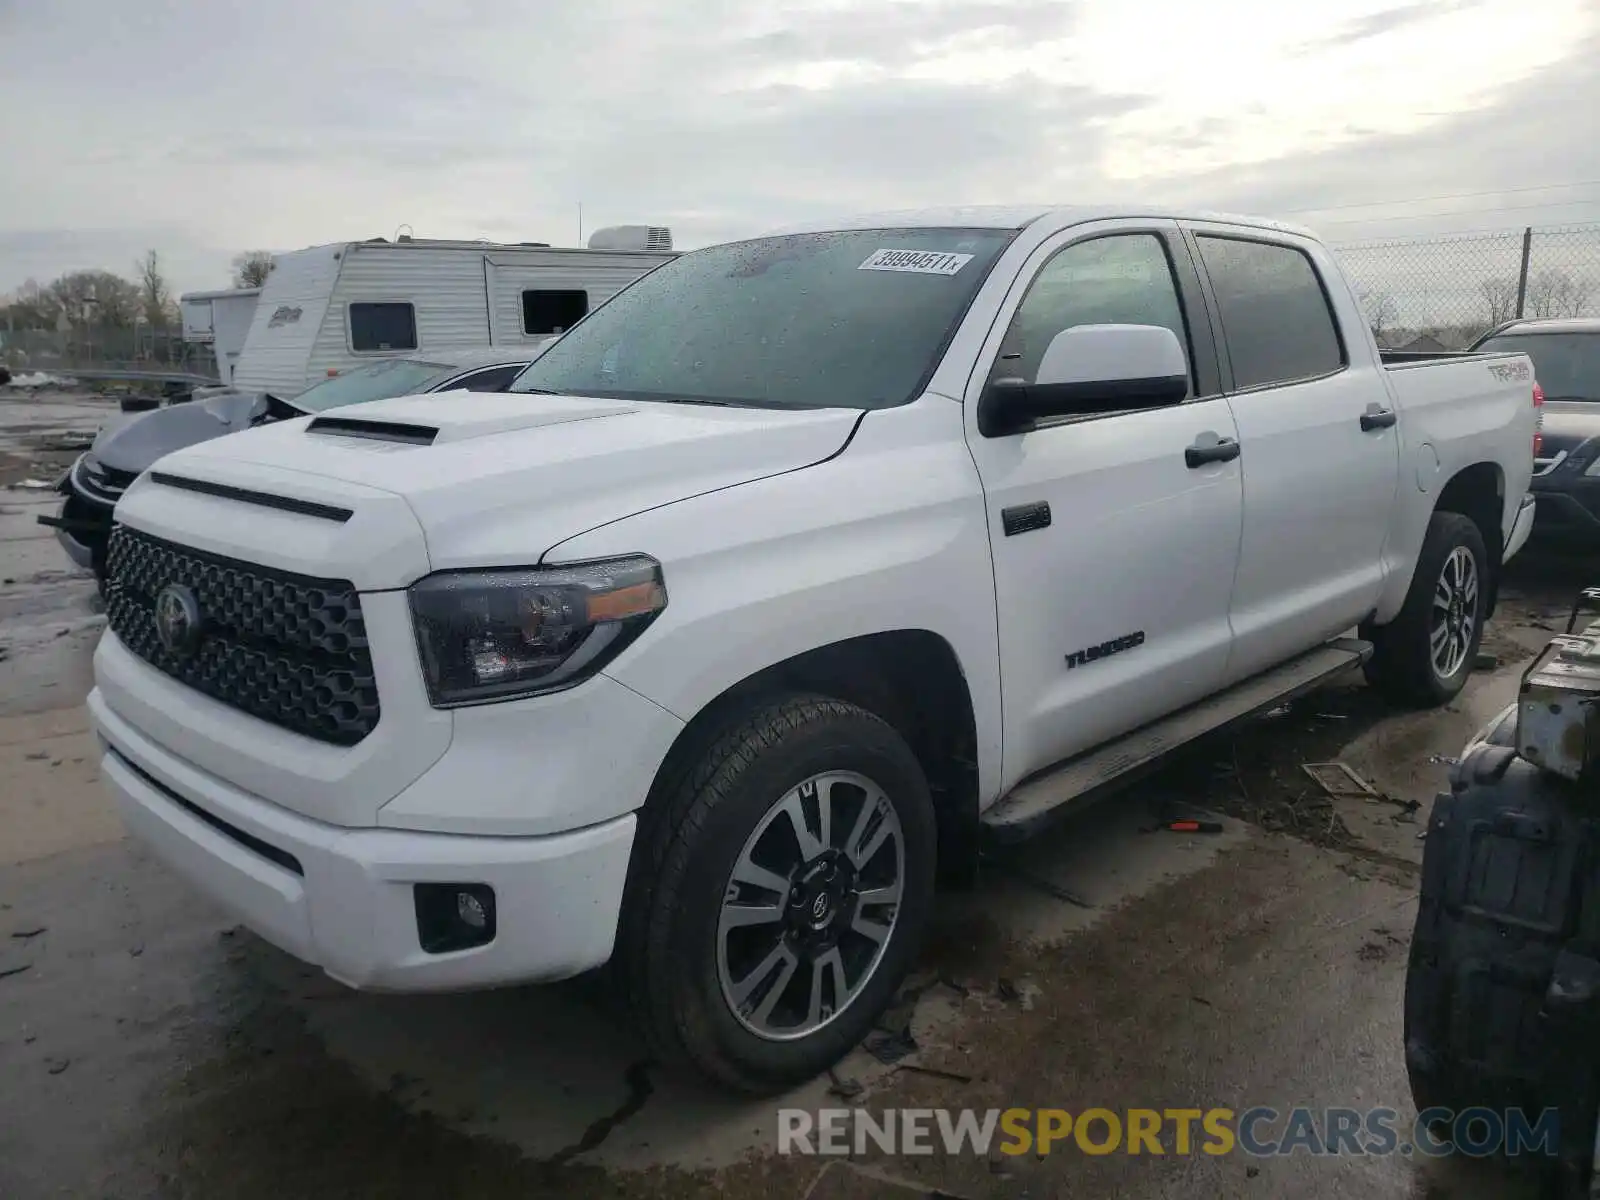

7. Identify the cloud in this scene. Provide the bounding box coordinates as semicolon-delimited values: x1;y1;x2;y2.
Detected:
0;0;1597;297
1305;0;1488;50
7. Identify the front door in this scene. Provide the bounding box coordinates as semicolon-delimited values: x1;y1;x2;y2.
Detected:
963;222;1246;792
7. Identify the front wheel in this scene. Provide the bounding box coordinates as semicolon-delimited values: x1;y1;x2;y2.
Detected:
616;695;937;1094
1365;511;1489;707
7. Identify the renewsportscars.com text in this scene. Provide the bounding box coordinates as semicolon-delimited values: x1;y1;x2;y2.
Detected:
777;1106;1561;1159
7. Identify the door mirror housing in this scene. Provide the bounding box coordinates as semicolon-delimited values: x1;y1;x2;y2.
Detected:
978;323;1190;437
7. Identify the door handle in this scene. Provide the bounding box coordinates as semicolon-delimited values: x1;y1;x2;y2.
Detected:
1360;406;1398;432
1185;436;1241;468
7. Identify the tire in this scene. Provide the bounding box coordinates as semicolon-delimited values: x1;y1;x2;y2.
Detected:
1406;746;1600;1190
616;694;937;1094
1365;511;1489;707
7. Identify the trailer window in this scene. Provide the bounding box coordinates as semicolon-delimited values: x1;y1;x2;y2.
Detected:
523;290;589;336
349;302;418;352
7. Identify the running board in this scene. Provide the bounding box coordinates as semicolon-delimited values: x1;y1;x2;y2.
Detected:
980;638;1373;843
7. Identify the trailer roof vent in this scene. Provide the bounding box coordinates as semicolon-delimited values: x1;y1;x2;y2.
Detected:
586;225;673;252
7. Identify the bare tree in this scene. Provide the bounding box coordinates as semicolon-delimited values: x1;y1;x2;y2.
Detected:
1480;277;1520;326
137;250;173;329
231;251;273;289
1525;269;1591;320
1358;288;1400;346
46;270;140;328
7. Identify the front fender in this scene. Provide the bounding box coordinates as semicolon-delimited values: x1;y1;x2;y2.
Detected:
547;397;1005;805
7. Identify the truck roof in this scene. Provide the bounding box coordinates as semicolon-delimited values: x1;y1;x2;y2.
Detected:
761;205;1318;240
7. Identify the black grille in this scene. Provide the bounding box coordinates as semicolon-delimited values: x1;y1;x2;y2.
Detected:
104;524;380;746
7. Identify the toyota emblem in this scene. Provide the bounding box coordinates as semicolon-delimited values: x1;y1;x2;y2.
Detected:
153;583;202;657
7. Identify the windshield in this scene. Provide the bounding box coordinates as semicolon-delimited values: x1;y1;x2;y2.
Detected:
289;358;451;413
508;227;1017;409
1476;333;1600;402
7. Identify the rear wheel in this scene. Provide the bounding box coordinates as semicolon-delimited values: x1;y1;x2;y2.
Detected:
1365;511;1488;707
617;695;937;1093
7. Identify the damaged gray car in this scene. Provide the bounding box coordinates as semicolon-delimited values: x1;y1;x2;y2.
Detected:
40;348;536;583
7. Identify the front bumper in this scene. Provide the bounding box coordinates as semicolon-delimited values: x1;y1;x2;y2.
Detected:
36;461;118;573
90;684;638;990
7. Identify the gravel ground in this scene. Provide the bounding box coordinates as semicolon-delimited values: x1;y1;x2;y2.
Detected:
0;387;1591;1200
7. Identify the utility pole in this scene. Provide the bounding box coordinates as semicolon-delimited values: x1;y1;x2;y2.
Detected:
1515;226;1534;319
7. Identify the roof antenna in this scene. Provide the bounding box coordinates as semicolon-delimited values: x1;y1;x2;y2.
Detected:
395;222;415;243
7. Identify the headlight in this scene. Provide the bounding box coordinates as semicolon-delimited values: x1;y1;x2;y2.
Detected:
408;555;666;706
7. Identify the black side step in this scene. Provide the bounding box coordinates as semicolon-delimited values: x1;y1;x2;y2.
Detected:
981;638;1373;844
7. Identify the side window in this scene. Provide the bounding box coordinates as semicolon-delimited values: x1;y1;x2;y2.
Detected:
991;233;1194;399
523;289;588;336
349;302;418;352
451;364;524;392
1194;237;1344;390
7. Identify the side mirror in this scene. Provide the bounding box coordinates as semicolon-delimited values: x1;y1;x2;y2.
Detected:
978;323;1190;437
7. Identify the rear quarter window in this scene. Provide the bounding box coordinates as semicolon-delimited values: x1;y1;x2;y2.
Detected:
1195;237;1345;390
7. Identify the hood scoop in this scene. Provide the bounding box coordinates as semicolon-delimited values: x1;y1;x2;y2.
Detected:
307;416;439;446
302;392;640;447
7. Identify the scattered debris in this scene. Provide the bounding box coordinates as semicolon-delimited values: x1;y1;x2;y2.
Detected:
1385;796;1422;820
45;1057;70;1076
895;1062;972;1085
1146;818;1224;835
826;1067;864;1101
1474;652;1500;671
1262;703;1294;719
10;928;45;940
1192;994;1214;1007
128;944;144;958
1302;761;1380;801
0;964;32;981
7;478;53;490
36;434;93;452
1428;754;1460;766
24;751;48;761
997;977;1020;1003
1247;1165;1261;1179
1313;712;1349;720
863;1028;919;1066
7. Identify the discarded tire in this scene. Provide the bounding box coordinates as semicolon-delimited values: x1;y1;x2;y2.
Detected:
1405;742;1600;1194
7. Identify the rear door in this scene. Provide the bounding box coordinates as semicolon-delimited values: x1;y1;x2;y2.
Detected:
962;220;1244;789
1184;226;1402;683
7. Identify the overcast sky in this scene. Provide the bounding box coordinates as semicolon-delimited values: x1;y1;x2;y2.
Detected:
2;0;1597;296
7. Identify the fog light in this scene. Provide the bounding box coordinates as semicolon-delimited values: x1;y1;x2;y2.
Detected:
414;882;497;954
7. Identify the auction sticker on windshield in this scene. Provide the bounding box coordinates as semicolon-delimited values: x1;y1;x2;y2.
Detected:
858;249;975;275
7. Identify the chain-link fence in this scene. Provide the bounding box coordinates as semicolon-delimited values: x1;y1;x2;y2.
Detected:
0;326;214;378
1330;223;1600;350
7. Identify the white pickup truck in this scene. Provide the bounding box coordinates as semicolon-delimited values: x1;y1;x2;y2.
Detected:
89;206;1539;1093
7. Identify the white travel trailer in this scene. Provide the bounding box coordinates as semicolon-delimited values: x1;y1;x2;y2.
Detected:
230;227;677;397
178;286;262;386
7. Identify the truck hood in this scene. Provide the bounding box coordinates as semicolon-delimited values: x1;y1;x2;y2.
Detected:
92;390;272;474
149;390;862;579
